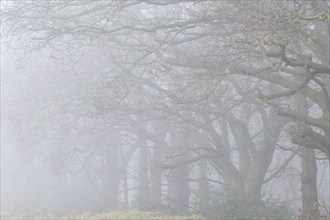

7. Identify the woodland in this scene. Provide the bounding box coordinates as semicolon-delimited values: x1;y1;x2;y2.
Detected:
1;1;329;219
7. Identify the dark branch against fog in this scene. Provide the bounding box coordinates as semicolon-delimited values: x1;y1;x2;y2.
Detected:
1;1;329;219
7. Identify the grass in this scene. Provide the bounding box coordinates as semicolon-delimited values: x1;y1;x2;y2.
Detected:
66;209;204;220
1;205;204;220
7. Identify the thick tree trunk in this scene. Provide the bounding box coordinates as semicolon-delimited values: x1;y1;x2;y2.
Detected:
294;94;319;216
301;148;319;216
149;146;163;209
167;164;190;214
102;145;120;209
226;105;284;210
137;141;151;210
197;160;209;213
244;142;275;204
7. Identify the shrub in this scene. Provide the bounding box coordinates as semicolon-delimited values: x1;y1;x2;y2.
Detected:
203;188;295;219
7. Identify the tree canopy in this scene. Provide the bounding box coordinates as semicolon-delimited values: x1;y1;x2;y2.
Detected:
1;1;329;219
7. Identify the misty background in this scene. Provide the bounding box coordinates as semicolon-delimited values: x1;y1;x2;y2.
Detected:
1;1;329;219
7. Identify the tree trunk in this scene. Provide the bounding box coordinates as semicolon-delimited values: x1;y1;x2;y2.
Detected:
301;147;319;216
149;145;163;209
167;164;190;214
102;145;120;209
123;170;129;209
137;141;151;210
294;94;319;216
198;160;209;213
244;143;275;205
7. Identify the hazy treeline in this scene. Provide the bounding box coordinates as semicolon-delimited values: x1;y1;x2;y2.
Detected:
1;1;329;219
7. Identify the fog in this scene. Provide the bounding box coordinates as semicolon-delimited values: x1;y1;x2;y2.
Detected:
1;1;329;219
